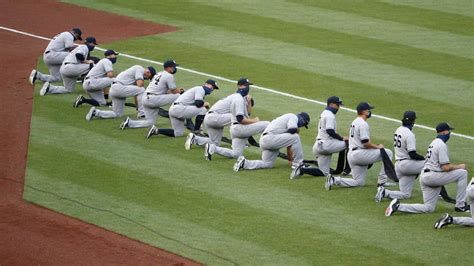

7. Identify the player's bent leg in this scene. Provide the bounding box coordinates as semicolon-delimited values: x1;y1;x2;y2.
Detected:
335;164;367;187
398;181;440;213
385;175;415;199
243;150;278;170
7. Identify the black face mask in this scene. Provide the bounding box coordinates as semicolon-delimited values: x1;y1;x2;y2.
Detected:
171;66;177;74
108;57;117;64
237;85;250;97
86;44;95;51
367;110;372;118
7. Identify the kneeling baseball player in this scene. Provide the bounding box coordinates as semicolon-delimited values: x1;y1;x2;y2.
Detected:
145;79;219;138
385;122;470;216
204;78;269;160
325;102;394;190
233;112;310;177
85;65;156;120
74;49;119;107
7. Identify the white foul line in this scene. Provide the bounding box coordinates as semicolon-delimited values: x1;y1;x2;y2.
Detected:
2;25;472;140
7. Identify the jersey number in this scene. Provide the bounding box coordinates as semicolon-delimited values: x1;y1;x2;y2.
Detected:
393;134;402;148
350;125;355;138
154;74;162;85
426;145;433;159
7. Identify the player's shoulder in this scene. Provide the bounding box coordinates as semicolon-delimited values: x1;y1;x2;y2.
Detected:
321;109;333;118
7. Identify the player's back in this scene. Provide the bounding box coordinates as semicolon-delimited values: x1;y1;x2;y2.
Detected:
393;126;417;160
146;71;175;95
45;32;74;53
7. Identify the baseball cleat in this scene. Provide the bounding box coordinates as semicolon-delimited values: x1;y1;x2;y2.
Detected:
146;125;158;139
385;198;400;216
185;133;195;150
454;204;470;213
324;174;335;191
233;156;246;172
204;143;214;161
378;181;397;187
29;69;37;85
434;213;453;229
120;117;130;130
289;163;303;180
40;82;50;96
374;186;386;202
85;107;96;121
73;95;84;108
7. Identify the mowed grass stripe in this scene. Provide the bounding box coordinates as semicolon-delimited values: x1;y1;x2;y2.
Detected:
64;0;473;82
27;116;473;264
98;37;474;136
158;25;473;106
291;0;474;35
189;0;474;59
381;0;474;18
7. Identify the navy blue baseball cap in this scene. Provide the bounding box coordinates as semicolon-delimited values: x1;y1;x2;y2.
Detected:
436;122;454;132
402;111;416;122
205;79;219;90
71;28;82;40
163;59;179;68
104;49;119;56
327;96;343;105
297;112;310;129
237;77;253;86
147;66;157;77
85;36;97;45
356;102;374;113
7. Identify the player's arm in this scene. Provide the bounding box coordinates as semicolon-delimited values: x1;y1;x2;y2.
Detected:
362;139;384;149
106;71;114;78
441;163;466;172
408;150;425;160
136;79;144;87
237;115;260;125
168;88;184;94
245;95;253;114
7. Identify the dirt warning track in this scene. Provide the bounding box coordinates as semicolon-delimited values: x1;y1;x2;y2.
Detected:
0;1;199;264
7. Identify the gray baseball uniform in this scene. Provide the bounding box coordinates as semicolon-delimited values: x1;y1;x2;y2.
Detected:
35;31;76;83
212;93;269;159
384;126;424;199
243;113;303;170
334;117;393;187
397;138;467;213
168;86;209;137
193;94;234;146
94;65;145;119
47;45;91;94
82;58;115;106
452;178;474;226
127;71;179;128
313;109;346;175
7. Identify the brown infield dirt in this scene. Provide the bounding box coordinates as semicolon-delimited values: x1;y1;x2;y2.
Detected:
0;1;200;265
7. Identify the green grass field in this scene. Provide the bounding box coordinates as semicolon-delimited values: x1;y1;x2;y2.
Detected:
25;0;473;264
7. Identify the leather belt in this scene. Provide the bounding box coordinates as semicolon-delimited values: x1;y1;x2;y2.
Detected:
84;77;90;80
207;111;214;114
396;158;408;162
112;81;124;85
262;132;268;136
424;169;431;173
352;147;359;151
232;122;239;125
44;51;50;54
147;92;159;96
173;102;182;105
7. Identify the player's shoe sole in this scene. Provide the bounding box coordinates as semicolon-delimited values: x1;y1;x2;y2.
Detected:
289;163;303;180
85;107;96;121
233;156;246;172
146;125;158;139
73;95;84;108
434;213;452;229
120;117;130;130
385;198;400;216
204;143;213;161
374;186;385;203
29;69;37;85
40;82;50;96
185;133;195;150
324;175;334;191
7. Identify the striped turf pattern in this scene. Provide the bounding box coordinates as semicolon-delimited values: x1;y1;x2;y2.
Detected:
25;0;473;264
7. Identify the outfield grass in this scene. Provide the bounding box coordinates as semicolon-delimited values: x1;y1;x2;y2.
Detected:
25;0;473;264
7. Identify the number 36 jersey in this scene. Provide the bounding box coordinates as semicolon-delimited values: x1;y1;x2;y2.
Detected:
393;126;417;161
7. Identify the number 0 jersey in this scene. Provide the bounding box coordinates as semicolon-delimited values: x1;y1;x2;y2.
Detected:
348;117;370;150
